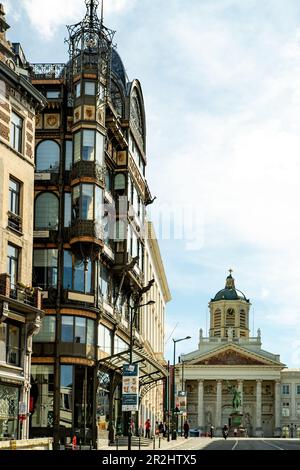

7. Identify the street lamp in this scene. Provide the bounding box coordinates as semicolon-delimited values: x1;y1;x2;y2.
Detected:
127;298;155;451
171;336;191;440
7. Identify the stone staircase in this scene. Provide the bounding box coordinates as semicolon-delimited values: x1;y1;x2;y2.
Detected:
115;436;151;448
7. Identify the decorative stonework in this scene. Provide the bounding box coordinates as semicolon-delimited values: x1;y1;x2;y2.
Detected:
84;105;95;120
26;120;33;132
0;109;9;123
0;122;9;140
74;106;82;123
67;117;73;132
26;142;33;158
195;350;267;366
44;114;60;129
35;114;42;129
26;131;33;143
117;150;126;165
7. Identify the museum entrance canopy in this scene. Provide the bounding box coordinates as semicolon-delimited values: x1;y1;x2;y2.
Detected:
98;347;167;386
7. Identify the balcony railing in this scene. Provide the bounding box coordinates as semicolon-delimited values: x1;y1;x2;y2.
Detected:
0;273;42;310
30;63;66;80
65;219;104;244
70;161;106;185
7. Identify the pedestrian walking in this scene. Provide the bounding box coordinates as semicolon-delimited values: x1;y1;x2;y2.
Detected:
210;425;214;438
145;418;151;438
183;420;190;439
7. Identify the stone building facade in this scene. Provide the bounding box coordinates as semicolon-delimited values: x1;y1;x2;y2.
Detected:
177;272;300;438
0;4;45;441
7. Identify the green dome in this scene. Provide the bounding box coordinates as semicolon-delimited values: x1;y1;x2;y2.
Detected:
211;272;249;303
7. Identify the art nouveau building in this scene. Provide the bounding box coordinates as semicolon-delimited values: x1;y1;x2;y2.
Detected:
0;4;45;440
29;0;169;448
177;272;300;438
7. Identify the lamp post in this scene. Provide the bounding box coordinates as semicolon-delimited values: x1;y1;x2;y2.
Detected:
127;299;155;451
172;336;191;440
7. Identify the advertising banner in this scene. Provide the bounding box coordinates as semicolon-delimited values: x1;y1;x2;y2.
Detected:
122;364;139;412
176;391;187;415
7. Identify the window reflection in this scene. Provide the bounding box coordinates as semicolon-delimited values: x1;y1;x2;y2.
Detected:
36;140;60;173
35;193;59;230
60;365;73;429
31;365;54;429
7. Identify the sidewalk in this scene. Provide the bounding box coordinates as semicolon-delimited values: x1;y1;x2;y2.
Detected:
96;436;211;451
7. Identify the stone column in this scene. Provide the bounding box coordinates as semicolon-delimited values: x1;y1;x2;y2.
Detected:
197;380;204;433
238;380;244;413
216;380;222;436
274;380;282;437
255;379;263;437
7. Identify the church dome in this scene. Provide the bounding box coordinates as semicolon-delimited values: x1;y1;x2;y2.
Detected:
211;272;249;303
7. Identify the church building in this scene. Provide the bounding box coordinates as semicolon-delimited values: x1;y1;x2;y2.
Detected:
179;272;300;438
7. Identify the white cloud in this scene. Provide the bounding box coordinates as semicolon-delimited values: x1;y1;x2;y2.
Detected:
6;0;137;40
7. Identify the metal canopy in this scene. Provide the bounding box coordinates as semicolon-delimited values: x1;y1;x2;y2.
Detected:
98;347;167;386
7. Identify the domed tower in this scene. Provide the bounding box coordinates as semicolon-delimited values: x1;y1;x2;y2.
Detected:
209;270;251;340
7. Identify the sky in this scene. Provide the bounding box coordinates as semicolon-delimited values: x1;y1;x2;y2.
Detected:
3;0;300;366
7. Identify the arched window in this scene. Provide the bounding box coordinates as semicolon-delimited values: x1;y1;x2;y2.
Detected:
35;193;59;230
36;140;60;173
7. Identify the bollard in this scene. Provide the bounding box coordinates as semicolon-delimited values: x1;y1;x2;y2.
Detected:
139;437;141;451
159;437;161;449
116;437;119;451
153;437;155;450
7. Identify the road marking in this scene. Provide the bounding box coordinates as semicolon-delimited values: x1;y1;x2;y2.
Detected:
232;440;238;450
262;440;284;451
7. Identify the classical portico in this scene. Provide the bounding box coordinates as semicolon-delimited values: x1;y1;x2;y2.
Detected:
178;272;285;437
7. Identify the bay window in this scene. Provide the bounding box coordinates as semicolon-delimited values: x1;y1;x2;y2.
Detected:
63;251;93;293
33;249;58;289
72;184;103;222
33;316;56;343
73;130;105;165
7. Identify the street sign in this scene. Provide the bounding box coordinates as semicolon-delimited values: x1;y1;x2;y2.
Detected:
122;364;139;412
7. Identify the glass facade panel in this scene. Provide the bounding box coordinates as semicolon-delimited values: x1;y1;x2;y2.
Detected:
36;140;60;173
33;249;58;289
64;193;72;227
115;174;126;191
35;193;59;230
74;366;93;440
74;255;92;293
74;132;81;163
75;82;81;98
72;185;80;220
75;317;86;344
98;324;111;354
86;319;95;358
65;141;73;170
31;365;54;429
95;186;103;221
85;81;96;95
60;365;73;429
100;266;109;300
82;130;95;161
0;384;19;439
96;132;104;164
7;325;20;366
63;251;73;290
61;316;73;343
82;184;94;219
33;316;56;343
0;323;7;362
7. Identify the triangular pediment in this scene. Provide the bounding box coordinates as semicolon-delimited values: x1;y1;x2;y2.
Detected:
188;344;283;367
